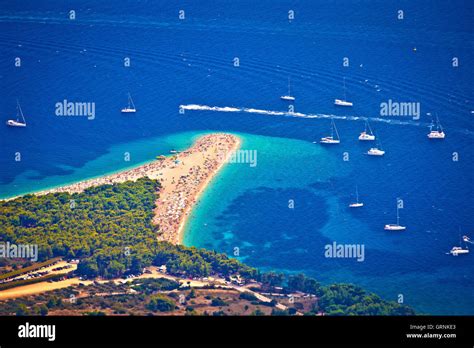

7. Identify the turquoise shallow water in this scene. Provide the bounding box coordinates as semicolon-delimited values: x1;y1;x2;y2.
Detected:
1;0;472;315
0;131;206;199
182;132;474;315
1;129;474;315
183;133;340;247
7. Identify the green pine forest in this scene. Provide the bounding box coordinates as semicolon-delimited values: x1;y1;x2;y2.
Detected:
0;177;415;315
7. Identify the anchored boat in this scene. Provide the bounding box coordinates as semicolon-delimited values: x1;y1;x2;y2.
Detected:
349;186;364;208
121;93;136;113
449;235;470;256
280;77;295;101
427;115;445;139
334;77;353;107
384;205;406;231
359;120;375;141
6;101;27;127
320;119;341;144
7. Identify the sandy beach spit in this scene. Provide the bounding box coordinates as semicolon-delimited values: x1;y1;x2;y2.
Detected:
28;133;240;245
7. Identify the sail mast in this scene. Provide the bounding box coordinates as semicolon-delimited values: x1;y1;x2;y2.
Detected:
437;115;443;132
367;120;373;135
17;100;26;124
333;119;340;140
16;101;20;122
127;93;136;110
343;77;347;101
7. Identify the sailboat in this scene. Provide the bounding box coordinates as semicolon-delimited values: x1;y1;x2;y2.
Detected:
280;77;295;101
121;93;136;113
320;119;340;144
6;101;27;127
384;205;406;231
358;120;375;141
349;186;364;208
427;115;445;139
334;77;353;107
449;235;469;256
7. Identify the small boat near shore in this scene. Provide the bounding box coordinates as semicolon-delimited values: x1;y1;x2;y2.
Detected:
449;246;469;256
320;119;340;144
349;186;364;208
280;77;295;101
359;120;375;141
334;77;353;107
121;93;136;113
334;99;353;107
449;235;469;256
367;136;385;156
427;115;445;139
6;101;27;127
384;205;406;231
367;147;385;156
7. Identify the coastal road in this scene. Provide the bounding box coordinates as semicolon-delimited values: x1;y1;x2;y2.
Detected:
0;266;292;313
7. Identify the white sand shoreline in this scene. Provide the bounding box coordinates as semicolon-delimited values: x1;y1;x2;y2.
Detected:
3;133;240;245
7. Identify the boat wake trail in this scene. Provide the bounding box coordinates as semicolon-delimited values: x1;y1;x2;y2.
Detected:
180;104;426;127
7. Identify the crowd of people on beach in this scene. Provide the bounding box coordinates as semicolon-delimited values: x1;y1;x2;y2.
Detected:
154;134;239;244
36;134;240;245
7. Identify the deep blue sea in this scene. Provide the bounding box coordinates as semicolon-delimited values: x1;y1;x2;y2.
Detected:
0;0;473;314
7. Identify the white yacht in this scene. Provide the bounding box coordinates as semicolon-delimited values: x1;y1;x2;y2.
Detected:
449;234;470;256
367;136;384;156
359;120;375;141
280;77;295;101
449;246;469;256
334;77;353;107
6;101;27;127
320;119;340;144
349;186;364;208
427;116;445;139
121;93;136;113
367;147;385;156
384;205;406;231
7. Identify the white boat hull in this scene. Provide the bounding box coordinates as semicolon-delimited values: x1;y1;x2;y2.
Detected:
334;99;353;107
359;133;375;141
450;245;469;255
6;120;26;127
280;96;295;101
384;224;406;231
320;137;340;144
349;203;364;208
450;249;469;256
121;108;136;113
367;148;385;156
427;131;445;139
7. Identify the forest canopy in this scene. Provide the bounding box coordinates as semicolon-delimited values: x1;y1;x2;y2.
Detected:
0;178;414;315
0;178;255;279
